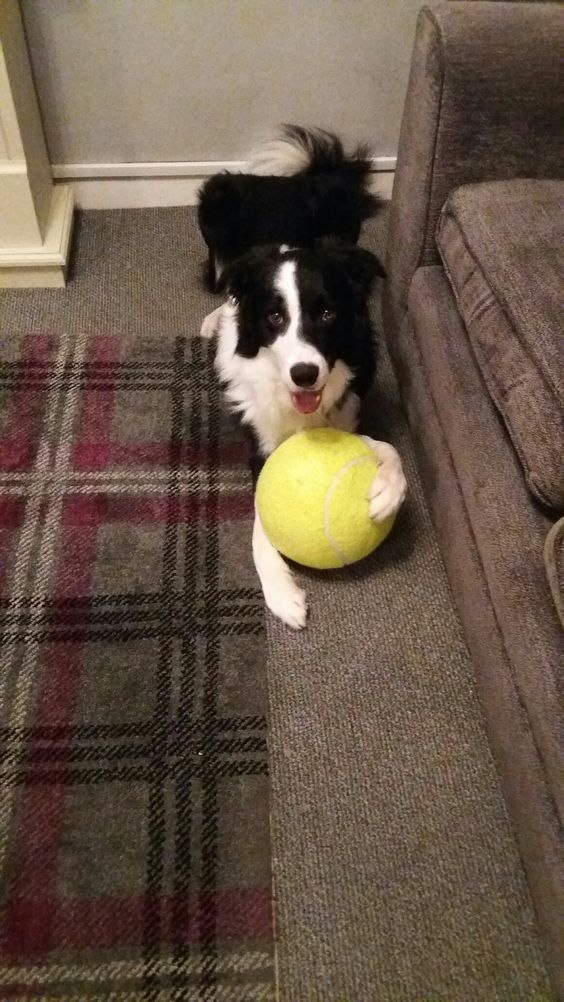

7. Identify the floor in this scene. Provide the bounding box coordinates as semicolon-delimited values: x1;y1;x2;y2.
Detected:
0;207;554;1001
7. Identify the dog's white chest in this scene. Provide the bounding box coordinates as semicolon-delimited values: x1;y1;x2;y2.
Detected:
248;389;330;454
222;365;359;454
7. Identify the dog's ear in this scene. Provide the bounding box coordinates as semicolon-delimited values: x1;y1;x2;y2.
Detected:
224;247;283;359
346;246;386;291
318;240;385;295
225;245;281;304
224;254;254;305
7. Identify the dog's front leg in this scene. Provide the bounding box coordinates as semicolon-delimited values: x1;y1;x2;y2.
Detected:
200;304;226;339
361;438;407;522
253;507;308;630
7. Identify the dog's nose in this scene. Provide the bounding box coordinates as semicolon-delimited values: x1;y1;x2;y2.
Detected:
290;363;319;388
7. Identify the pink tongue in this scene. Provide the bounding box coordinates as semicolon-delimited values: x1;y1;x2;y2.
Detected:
292;391;321;414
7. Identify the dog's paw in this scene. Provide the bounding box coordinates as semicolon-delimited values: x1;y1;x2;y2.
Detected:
368;465;407;522
264;576;308;630
200;312;218;339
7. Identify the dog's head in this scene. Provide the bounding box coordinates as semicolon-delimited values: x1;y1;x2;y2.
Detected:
224;241;384;415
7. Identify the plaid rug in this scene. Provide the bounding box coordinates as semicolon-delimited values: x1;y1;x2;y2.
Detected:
0;215;273;1000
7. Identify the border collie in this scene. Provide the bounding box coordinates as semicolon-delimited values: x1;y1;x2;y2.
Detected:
199;129;407;629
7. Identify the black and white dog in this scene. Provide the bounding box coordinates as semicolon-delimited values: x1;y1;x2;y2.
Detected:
199;128;407;629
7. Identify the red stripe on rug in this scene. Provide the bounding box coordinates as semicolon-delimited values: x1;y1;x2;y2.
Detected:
2;544;96;960
72;336;120;470
1;888;272;960
0;335;55;471
61;495;253;527
73;441;250;470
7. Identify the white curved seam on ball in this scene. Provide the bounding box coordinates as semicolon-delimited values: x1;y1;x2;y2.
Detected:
323;455;374;565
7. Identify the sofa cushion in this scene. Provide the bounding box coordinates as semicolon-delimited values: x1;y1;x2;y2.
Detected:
436;180;564;511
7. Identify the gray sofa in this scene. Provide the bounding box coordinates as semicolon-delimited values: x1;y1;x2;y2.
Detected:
383;2;564;995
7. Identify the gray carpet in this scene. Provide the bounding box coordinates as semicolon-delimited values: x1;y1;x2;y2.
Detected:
265;217;554;1000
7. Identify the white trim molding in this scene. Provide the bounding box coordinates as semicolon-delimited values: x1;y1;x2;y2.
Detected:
0;0;73;287
52;157;396;210
0;184;73;264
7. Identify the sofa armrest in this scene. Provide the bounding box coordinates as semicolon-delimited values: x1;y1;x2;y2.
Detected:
383;1;564;339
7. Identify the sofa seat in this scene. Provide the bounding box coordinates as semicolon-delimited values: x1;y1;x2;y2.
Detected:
437;179;564;511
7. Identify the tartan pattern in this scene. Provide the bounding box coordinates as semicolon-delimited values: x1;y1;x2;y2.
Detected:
0;329;273;1000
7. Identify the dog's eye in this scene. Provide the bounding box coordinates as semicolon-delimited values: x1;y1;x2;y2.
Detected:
268;311;284;328
320;308;336;324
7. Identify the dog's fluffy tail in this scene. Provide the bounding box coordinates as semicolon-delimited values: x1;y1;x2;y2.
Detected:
248;124;374;187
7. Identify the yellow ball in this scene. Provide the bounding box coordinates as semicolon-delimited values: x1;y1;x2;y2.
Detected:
256;428;395;569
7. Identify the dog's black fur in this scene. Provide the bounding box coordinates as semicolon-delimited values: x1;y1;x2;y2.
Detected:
198;125;381;291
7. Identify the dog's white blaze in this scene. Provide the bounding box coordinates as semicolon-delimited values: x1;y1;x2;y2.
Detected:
273;260;327;387
274;259;301;337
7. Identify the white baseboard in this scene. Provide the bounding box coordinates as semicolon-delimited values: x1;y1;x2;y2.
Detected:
52;158;395;210
58;176;207;210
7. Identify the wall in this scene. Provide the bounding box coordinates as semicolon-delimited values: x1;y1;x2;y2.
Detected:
21;0;423;167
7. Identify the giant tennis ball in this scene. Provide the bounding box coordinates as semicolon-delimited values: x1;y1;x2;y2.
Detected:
256;428;395;569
